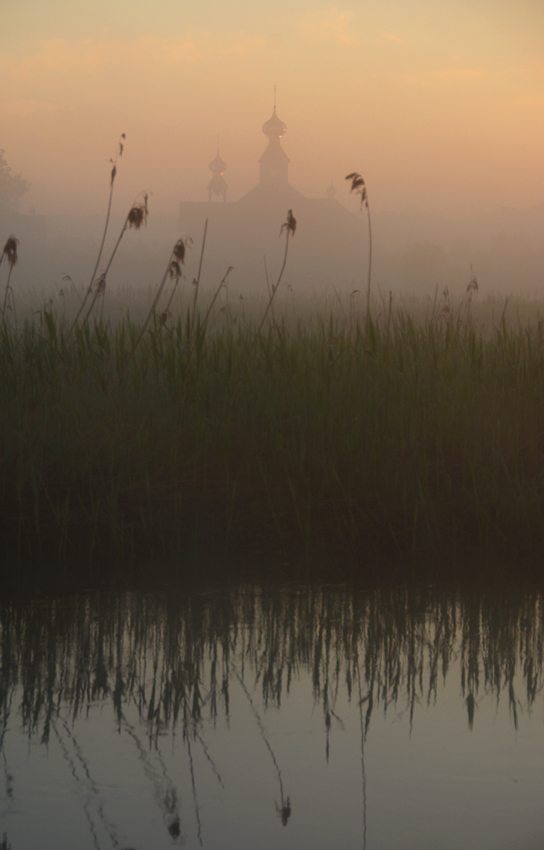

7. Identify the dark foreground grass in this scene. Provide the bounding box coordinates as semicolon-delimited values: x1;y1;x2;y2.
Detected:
2;306;544;588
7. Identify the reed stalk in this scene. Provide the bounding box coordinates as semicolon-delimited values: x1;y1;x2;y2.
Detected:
190;219;208;335
116;237;185;382
225;209;296;411
0;236;18;326
67;135;125;338
346;173;372;317
178;266;234;417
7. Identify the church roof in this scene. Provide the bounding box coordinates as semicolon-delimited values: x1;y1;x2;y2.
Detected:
236;180;306;208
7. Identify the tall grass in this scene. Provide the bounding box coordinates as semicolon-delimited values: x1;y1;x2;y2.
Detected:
3;292;544;584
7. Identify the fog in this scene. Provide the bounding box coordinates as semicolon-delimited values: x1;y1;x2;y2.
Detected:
2;0;544;310
3;197;544;318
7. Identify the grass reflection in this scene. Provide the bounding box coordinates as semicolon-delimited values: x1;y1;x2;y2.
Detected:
1;586;542;737
232;660;291;824
0;583;542;846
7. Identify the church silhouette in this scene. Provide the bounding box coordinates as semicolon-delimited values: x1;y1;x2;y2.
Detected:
178;101;362;293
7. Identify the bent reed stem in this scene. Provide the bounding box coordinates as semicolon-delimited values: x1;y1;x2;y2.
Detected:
67;135;125;339
225;210;295;411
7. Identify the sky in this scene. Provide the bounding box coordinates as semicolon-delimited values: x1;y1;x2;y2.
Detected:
1;0;543;218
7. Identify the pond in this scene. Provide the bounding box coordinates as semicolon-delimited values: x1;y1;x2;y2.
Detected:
0;583;543;849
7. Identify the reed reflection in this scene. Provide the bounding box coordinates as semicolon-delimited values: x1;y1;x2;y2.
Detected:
2;586;543;734
0;584;542;848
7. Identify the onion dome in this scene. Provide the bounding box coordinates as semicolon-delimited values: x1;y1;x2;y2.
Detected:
327;182;337;199
262;108;287;138
209;151;227;174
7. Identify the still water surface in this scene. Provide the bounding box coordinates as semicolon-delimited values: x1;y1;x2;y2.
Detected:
1;584;543;849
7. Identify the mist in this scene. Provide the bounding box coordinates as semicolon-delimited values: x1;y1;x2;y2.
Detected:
4;196;544;320
2;0;543;310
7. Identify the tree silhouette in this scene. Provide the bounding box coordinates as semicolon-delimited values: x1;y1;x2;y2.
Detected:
0;150;31;214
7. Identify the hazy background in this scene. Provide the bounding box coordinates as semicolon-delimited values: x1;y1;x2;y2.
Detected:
1;0;543;300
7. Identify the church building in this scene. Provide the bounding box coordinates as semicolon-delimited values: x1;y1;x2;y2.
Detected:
178;102;362;293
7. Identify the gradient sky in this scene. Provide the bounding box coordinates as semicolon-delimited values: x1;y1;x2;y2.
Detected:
1;0;543;217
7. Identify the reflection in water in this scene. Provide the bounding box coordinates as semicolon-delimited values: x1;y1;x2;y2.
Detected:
0;584;543;849
51;714;118;849
121;716;183;842
232;661;291;826
356;661;368;850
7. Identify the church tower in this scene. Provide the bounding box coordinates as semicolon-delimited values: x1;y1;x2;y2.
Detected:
259;94;290;187
207;149;228;202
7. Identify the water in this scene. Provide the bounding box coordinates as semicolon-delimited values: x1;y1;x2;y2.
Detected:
1;584;543;849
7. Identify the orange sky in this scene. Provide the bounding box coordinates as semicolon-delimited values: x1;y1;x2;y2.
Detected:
2;0;543;218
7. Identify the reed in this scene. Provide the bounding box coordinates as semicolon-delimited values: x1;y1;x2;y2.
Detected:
0;236;19;327
226;208;296;410
3;291;544;584
346;173;372;316
67;135;126;337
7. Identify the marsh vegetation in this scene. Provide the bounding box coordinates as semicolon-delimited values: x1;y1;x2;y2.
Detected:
3;272;544;586
2;145;544;587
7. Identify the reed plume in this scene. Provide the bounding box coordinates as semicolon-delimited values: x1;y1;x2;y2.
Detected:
346;172;372;317
81;194;149;328
1;236;18;269
257;208;296;335
1;236;19;325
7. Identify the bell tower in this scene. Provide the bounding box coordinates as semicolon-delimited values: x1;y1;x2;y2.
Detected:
259;89;290;187
207;147;228;202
